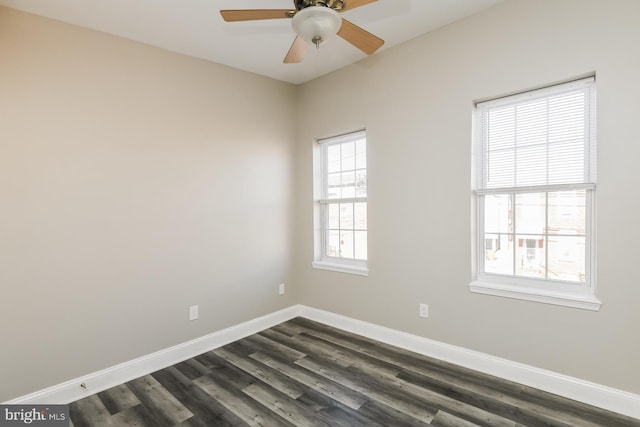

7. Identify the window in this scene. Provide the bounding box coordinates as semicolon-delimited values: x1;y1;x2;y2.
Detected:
313;131;368;276
471;77;600;310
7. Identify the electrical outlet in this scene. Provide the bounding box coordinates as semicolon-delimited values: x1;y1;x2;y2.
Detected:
419;303;429;318
278;283;285;295
189;305;199;321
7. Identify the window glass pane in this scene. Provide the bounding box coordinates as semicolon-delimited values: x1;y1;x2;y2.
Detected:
486;149;515;188
485;105;516;188
356;139;367;169
327;144;341;173
327;173;341;199
548;190;585;235
484;194;511;234
515;235;545;278
515;193;545;234
548;140;584;184
342;170;355;185
484;193;514;276
548;236;585;283
354;202;367;230
327;231;340;257
356;170;367;197
355;231;367;260
516;144;546;186
342;171;356;198
340;230;354;259
515;99;547;149
487;106;515;151
341;141;355;171
484;233;513;275
328;204;339;229
548;92;585;144
340;203;354;229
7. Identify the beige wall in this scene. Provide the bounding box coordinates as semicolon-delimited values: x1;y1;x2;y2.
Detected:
0;7;296;401
295;0;640;394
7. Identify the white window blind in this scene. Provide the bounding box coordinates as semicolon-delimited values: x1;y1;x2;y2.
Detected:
477;77;596;193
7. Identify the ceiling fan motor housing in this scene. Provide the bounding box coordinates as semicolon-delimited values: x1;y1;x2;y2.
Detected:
295;0;346;11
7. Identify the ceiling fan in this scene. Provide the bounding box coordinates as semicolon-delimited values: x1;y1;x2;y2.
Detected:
220;0;384;63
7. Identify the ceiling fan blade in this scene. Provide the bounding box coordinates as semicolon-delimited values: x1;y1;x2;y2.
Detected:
337;19;384;55
284;36;307;64
342;0;378;12
220;9;293;22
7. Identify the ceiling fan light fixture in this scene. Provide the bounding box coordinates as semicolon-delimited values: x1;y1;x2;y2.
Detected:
291;6;342;48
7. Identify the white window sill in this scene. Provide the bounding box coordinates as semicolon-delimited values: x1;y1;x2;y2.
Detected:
469;280;602;311
312;261;369;277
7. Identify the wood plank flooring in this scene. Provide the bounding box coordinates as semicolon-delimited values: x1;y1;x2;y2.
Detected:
69;317;640;426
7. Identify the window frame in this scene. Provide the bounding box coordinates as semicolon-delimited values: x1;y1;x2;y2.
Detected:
470;78;601;311
312;130;369;276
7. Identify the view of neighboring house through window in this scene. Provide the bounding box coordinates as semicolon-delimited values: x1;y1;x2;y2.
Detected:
313;131;368;276
484;191;587;282
471;77;599;310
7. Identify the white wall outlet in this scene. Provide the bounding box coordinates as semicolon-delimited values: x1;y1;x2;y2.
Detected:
278;283;285;295
189;305;199;321
419;303;429;318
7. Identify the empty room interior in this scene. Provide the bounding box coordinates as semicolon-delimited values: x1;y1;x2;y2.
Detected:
1;0;639;425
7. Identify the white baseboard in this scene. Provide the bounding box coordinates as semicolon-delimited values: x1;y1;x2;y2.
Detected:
5;305;301;405
298;305;640;420
6;304;639;420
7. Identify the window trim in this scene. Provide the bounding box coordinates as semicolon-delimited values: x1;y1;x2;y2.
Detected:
312;130;369;276
470;77;600;310
311;260;369;276
468;280;601;311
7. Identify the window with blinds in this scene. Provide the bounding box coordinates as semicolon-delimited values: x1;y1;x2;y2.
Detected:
471;77;600;310
313;131;368;276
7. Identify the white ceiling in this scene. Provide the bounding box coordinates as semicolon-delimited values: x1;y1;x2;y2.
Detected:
0;0;505;85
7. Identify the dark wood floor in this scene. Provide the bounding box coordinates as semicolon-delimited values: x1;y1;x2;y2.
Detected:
70;317;640;426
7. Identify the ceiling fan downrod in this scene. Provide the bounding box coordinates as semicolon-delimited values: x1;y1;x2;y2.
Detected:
295;0;346;11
